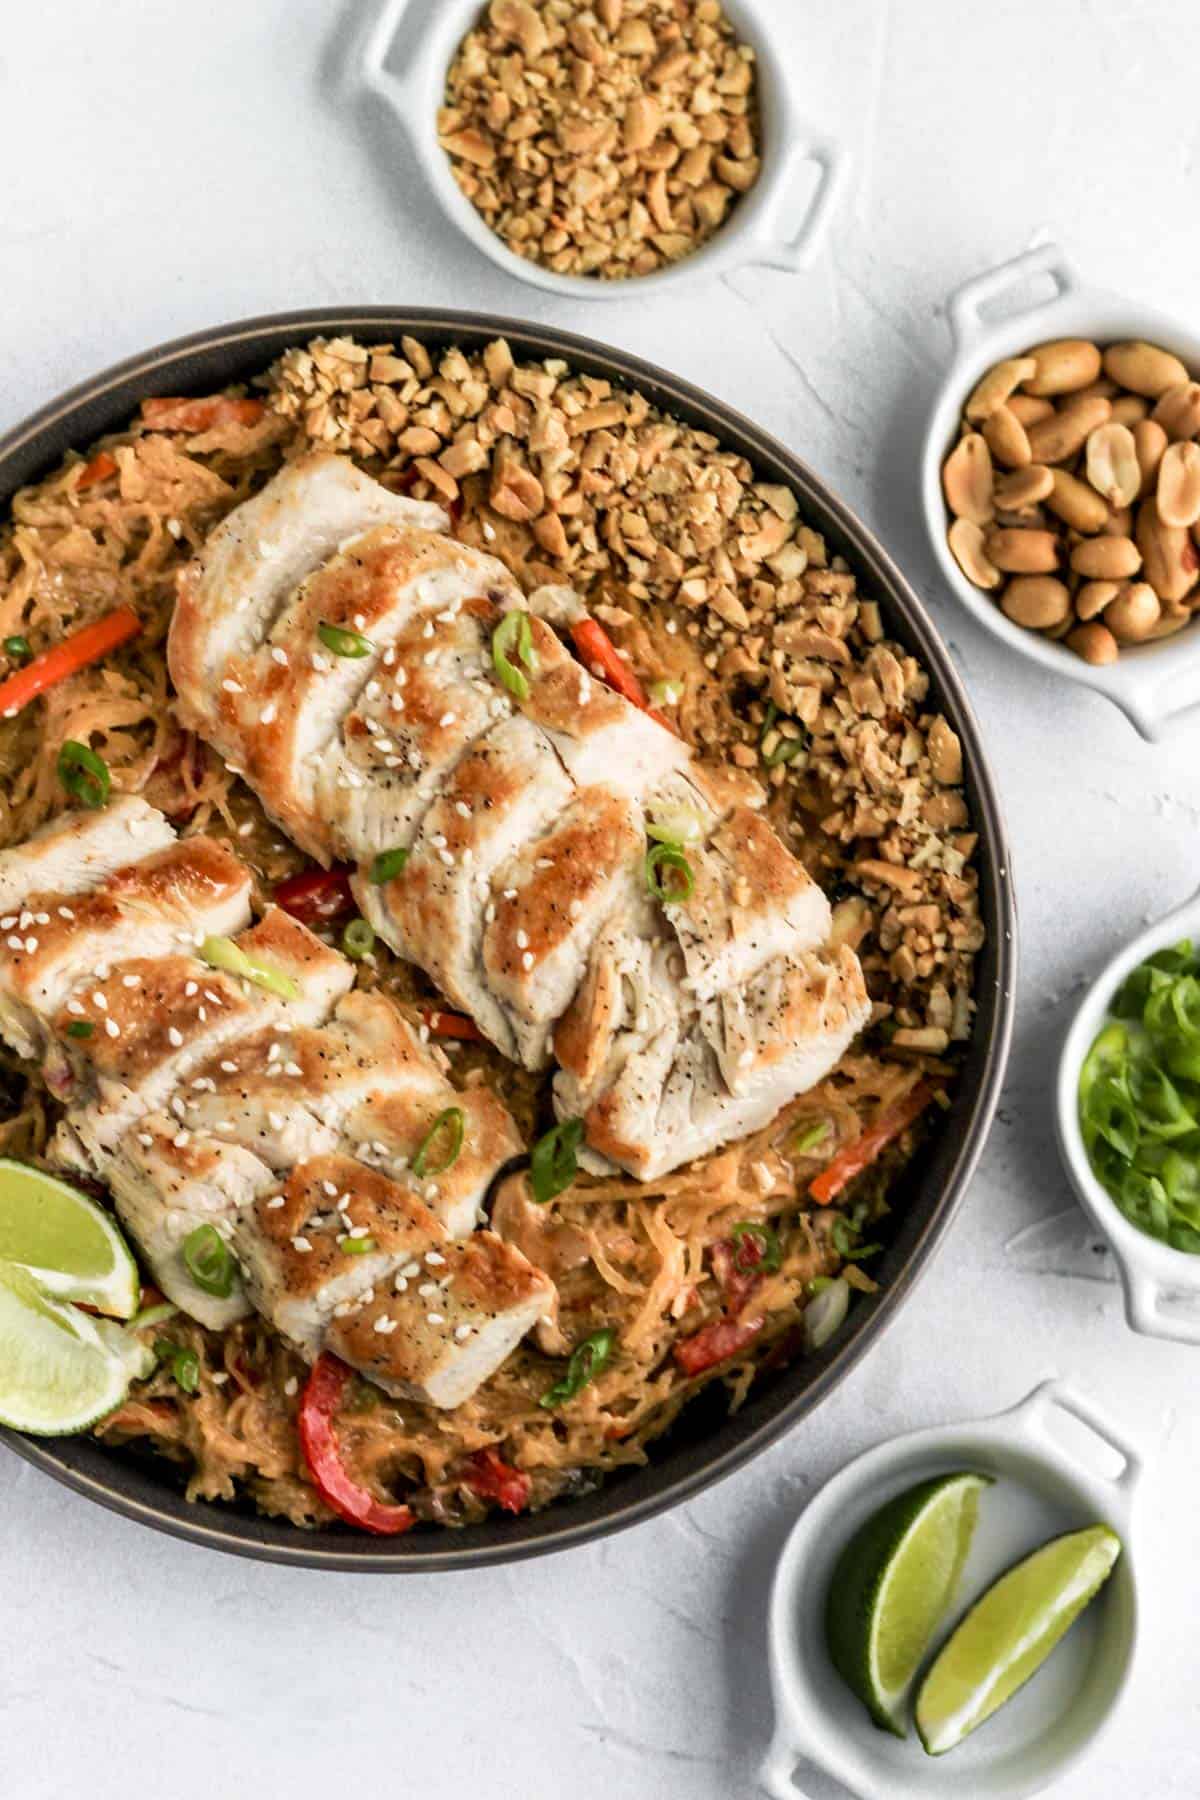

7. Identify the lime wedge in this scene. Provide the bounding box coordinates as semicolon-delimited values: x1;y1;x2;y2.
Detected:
0;1260;152;1434
825;1471;991;1735
0;1158;139;1318
915;1524;1122;1755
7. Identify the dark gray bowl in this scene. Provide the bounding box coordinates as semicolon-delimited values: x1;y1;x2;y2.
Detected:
0;310;1016;1570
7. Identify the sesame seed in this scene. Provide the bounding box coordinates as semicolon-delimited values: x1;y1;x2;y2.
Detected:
138;1133;154;1148
521;951;534;971
122;974;141;988
66;999;84;1015
425;1250;445;1266
168;1028;183;1047
104;1018;120;1038
417;1280;438;1297
92;992;107;1010
267;1196;286;1209
271;646;289;665
322;1180;338;1197
503;889;517;901
172;1131;189;1148
426;1312;445;1325
185;981;198;997
261;703;277;725
454;1324;472;1341
222;678;242;694
515;929;529;949
220;1060;238;1073
283;1376;299;1397
373;1316;398;1335
0;918;12;930
292;1236;312;1253
284;1061;303;1076
24;937;37;953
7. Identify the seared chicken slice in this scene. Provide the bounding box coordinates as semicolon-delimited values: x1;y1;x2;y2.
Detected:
346;1082;523;1239
0;837;252;1060
233;1154;445;1358
482;786;644;1068
169;450;446;735
324;1231;555;1409
362;715;573;1057
0;799;175;915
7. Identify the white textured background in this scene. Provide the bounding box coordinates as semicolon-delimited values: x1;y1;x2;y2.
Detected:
2;3;1200;1796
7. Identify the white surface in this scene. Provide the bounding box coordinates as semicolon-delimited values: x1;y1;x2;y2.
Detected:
1;3;1199;1797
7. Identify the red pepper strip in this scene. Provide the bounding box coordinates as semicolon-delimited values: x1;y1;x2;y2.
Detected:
674;1313;764;1377
77;450;118;489
0;606;142;718
299;1354;416;1535
711;1237;765;1317
274;864;355;925
422;1008;486;1042
570;617;650;708
808;1082;934;1206
141;395;266;432
464;1447;532;1514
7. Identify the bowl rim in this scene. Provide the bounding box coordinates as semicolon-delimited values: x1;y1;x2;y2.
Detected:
355;0;850;298
0;306;1016;1569
1055;886;1200;1343
919;241;1200;743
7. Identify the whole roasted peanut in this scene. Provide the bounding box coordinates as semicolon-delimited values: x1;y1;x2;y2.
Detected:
981;406;1031;470
1008;393;1055;426
942;433;994;524
1046;468;1109;533
948;518;1001;589
1001;576;1071;630
1076;579;1121;620
1157;441;1200;528
1136;497;1200;603
995;465;1054;510
1066;621;1119;665
965;356;1038;422
1024;338;1102;397
1025;396;1111;464
1104;582;1161;643
1085;422;1141;508
1070;535;1141;579
1102;341;1190;398
1110;394;1149;427
1152;382;1200;442
985;526;1060;573
1132;418;1168;496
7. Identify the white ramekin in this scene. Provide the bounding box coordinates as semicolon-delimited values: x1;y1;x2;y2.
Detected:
1057;890;1200;1344
920;242;1200;741
356;0;849;299
762;1379;1141;1800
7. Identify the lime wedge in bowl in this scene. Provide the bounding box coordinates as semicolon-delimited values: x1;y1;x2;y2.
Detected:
0;1158;139;1318
0;1260;152;1434
915;1524;1122;1755
825;1471;991;1735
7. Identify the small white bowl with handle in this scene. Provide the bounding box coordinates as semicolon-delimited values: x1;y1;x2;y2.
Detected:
920;242;1200;741
356;0;849;299
762;1378;1141;1800
1057;888;1200;1344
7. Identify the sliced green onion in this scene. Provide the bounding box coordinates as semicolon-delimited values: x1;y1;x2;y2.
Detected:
804;1276;849;1349
66;1019;95;1039
830;1214;883;1262
763;731;807;768
341;917;375;961
199;935;300;1001
730;1220;782;1274
182;1223;235;1298
530;1116;583;1205
791;1119;829;1156
57;739;111;810
492;610;539;701
806;1276;833;1295
130;1300;178;1331
154;1338;200;1394
412;1106;464;1179
339;1234;377;1255
370;847;410;884
646;806;703;846
317;620;373;658
3;635;30;663
645;841;694;904
539;1328;615;1409
648;678;683;707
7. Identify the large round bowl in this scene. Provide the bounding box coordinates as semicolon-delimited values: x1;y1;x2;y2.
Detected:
0;310;1016;1570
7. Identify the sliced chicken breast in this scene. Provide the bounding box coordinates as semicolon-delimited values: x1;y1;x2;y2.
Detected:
346;1082;523;1239
0;799;176;915
324;1231;555;1408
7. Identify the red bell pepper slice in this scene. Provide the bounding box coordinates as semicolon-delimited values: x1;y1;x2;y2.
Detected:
274;864;355;925
464;1447;531;1514
710;1236;766;1317
298;1353;416;1535
808;1082;934;1206
77;450;118;489
141;396;265;432
421;1008;486;1042
673;1314;764;1377
569;617;677;735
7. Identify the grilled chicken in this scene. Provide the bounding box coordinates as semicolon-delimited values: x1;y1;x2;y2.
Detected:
168;454;873;1181
0;803;550;1403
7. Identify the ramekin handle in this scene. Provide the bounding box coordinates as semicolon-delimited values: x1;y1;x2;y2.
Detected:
1124;1264;1200;1344
359;0;425;117
745;130;850;273
1116;651;1200;742
1010;1378;1143;1503
759;1735;819;1799
946;244;1081;356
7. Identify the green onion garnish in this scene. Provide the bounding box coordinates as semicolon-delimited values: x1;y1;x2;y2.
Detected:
182;1223;235;1298
530;1116;584;1205
806;1276;833;1295
66;1019;95;1039
648;678;683;707
339;1234;377;1255
3;636;30;663
154;1338;200;1394
341;917;375;960
370;847;410;884
730;1220;782;1274
492;610;539;701
317;620;373;658
791;1119;830;1155
199;935;300;1001
130;1301;178;1331
412;1106;465;1178
645;841;694;904
57;739;111;810
831;1215;882;1262
539;1328;616;1410
646;807;703;846
763;732;807;768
